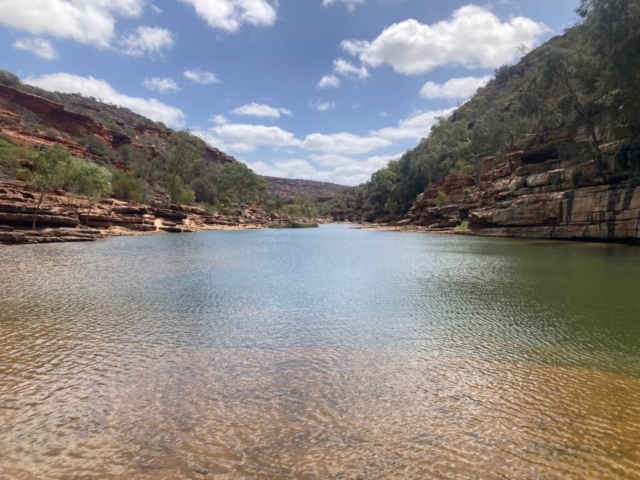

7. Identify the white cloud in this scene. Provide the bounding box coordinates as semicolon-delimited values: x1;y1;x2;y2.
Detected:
143;77;181;93
23;73;186;128
210;114;228;125
179;0;277;32
371;108;454;141
309;99;337;111
378;111;388;118
210;123;300;152
13;38;58;60
247;159;333;181
231;102;292;118
333;58;369;79
150;4;162;14
420;75;492;101
311;152;402;185
246;151;402;185
302;132;391;155
322;0;365;12
341;5;547;75
318;74;341;89
0;0;146;48
118;26;174;58
184;69;220;84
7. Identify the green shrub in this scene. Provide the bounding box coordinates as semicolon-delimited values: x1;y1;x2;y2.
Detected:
112;171;148;203
0;138;34;179
456;220;470;231
435;191;449;207
79;135;111;157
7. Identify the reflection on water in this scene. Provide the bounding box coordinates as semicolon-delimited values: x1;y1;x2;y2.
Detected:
1;225;639;478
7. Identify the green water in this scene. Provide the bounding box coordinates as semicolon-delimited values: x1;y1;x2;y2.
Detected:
1;225;639;478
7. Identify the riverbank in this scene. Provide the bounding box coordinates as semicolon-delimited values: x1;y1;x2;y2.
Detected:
0;180;323;245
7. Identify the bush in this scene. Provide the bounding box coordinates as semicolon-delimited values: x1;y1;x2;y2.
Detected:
0;138;34;179
112;171;148;203
167;175;195;205
79;135;111;157
456;220;470;231
435;191;449;207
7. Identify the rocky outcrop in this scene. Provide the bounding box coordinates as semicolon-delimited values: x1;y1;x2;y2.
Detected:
0;181;319;245
404;136;640;243
0;83;235;166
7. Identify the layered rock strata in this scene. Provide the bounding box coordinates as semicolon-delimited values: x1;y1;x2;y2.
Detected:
403;136;640;243
0;181;310;245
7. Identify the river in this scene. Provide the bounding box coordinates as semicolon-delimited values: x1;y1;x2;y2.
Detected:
1;225;639;479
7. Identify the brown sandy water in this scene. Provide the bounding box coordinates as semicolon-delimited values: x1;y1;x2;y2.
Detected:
1;225;639;479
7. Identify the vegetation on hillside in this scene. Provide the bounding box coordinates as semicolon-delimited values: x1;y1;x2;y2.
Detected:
335;0;640;221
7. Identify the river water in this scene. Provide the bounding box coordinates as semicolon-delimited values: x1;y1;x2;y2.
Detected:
1;225;639;479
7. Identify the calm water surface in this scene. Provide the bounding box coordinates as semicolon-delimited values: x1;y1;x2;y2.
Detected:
1;225;640;479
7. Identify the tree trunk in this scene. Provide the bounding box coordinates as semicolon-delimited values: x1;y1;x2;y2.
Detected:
32;190;45;231
85;204;93;227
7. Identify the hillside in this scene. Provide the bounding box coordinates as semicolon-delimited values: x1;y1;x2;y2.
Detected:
334;0;640;242
262;176;350;200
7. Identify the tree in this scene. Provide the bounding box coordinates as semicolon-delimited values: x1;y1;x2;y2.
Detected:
72;160;112;225
28;144;74;230
165;132;202;183
217;162;266;204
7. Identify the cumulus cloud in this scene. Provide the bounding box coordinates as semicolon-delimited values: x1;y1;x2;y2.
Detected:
247;151;401;185
143;77;181;93
24;73;186;128
333;58;369;79
210;123;301;152
184;69;220;84
210;114;228;125
302;132;391;155
13;38;58;60
309;99;337;111
231;102;292;118
311;152;402;185
322;0;365;12
179;0;277;32
318;74;341;89
341;5;548;74
0;0;146;48
420;75;492;100
247;159;333;181
371;108;454;141
118;26;175;58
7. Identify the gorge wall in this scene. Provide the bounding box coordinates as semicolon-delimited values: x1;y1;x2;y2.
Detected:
402;132;640;243
0;84;234;166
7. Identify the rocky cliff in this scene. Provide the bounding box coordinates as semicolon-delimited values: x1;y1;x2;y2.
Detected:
0;180;315;244
402;132;640;243
0;83;234;166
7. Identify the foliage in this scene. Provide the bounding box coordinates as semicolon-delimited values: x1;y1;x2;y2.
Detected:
435;191;450;207
456;221;470;231
0;138;34;179
111;171;148;204
217;162;266;204
79;135;111;158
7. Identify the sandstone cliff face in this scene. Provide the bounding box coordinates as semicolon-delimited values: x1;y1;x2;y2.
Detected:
0;84;234;166
405;135;640;243
0;181;317;244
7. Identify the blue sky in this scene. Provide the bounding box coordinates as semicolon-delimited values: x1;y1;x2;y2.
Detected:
0;0;581;185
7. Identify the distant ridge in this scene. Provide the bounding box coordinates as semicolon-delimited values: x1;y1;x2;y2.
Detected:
262;176;350;199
